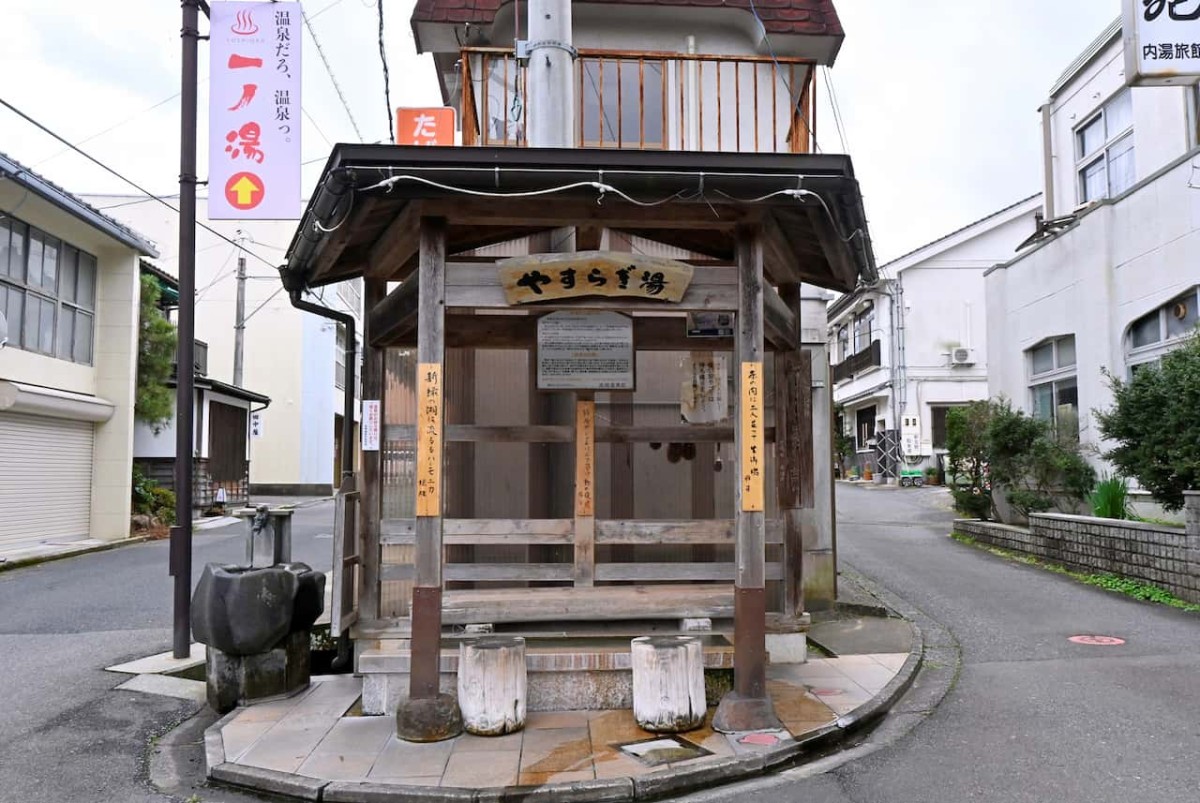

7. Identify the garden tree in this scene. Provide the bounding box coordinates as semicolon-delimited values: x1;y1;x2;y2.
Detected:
945;401;994;519
1096;332;1200;511
946;399;1095;520
136;274;177;432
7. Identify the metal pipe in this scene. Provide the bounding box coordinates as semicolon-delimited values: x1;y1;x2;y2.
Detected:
171;0;200;660
1040;102;1055;220
286;289;356;481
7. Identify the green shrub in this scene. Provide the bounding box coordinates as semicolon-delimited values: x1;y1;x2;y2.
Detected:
150;486;177;525
1090;474;1132;520
131;465;176;524
951;487;992;519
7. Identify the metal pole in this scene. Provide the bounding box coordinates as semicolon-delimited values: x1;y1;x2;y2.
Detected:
171;0;200;660
526;0;575;147
233;251;246;387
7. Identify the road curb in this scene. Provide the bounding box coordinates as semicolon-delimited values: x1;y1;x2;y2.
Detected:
0;535;152;573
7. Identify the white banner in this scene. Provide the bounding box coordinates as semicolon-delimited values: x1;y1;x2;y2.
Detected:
361;400;381;452
209;1;302;219
1124;0;1200;86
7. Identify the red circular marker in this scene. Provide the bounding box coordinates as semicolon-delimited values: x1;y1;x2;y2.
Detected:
810;687;845;696
225;171;265;211
1068;635;1126;646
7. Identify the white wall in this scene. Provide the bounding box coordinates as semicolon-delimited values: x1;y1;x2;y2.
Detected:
1046;35;1194;217
987;152;1200;464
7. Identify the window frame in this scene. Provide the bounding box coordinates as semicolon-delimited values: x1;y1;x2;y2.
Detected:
1125;286;1200;375
0;213;98;364
1075;90;1135;205
1027;335;1079;440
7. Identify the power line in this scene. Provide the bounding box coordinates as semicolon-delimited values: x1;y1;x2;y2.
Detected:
0;96;281;272
301;3;365;140
376;0;395;143
746;0;821;153
303;106;335;149
823;66;851;154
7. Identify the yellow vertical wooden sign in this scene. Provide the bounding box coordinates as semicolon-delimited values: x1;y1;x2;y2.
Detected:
575;399;595;517
416;363;443;517
740;361;765;512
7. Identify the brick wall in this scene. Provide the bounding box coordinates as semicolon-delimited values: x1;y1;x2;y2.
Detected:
954;492;1200;604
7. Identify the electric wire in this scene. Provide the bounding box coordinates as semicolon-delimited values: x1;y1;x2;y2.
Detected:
0;96;281;272
376;0;395;143
360;173;693;207
301;2;365;140
823;66;851;154
747;0;820;153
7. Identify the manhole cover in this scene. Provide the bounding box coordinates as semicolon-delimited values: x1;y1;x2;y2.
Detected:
738;732;782;746
809;687;845;696
1068;635;1126;646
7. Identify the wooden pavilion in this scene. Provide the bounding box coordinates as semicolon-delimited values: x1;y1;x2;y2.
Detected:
281;144;875;736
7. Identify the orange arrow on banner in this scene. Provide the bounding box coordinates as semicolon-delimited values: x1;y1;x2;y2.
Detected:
225;172;264;210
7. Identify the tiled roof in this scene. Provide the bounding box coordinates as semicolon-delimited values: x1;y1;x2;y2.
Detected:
0;152;159;257
412;0;843;37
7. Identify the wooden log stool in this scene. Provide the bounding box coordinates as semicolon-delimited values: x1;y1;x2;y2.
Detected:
631;635;706;733
457;636;527;736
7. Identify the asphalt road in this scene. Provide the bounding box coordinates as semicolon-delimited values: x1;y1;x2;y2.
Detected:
692;483;1200;803
0;500;335;803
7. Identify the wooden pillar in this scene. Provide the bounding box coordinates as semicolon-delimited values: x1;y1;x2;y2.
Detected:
715;225;781;733
574;394;596;586
359;279;386;623
397;217;462;742
775;285;809;621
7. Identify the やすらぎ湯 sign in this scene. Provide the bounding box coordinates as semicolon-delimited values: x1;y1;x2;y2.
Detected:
499;252;693;305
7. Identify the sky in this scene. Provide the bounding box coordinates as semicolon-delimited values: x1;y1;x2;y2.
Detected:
0;0;1122;264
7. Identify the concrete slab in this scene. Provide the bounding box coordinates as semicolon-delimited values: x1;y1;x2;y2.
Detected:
114;673;207;703
106;644;204;675
808;617;912;655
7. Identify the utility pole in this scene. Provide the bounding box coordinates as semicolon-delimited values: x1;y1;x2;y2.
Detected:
171;0;203;660
526;0;575;147
233;243;246;387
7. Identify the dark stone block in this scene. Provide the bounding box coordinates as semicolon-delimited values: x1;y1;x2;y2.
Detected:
281;562;326;633
396;693;463;742
192;564;297;656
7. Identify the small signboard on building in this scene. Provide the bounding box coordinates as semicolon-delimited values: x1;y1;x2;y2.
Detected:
209;1;302;219
537;311;635;391
687;312;734;338
395;107;457;146
1124;0;1200;86
361;400;380;452
500;252;693;305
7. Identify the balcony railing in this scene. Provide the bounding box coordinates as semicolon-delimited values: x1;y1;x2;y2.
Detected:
460;47;817;153
833;340;881;384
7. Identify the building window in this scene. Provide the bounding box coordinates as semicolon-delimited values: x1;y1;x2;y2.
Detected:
334;323;346;389
853;303;875;354
0;215;96;365
930;406;955;450
581;58;666;149
1126;286;1199;374
1028;335;1078;440
836;325;850;362
855;405;876;451
1076;90;1134;204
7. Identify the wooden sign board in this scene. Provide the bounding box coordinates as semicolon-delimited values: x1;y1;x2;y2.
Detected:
499;251;694;305
575;399;595;517
416;363;443;516
537;311;635;391
740;361;765;512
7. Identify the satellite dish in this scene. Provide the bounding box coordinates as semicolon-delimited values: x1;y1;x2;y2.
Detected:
0;310;7;349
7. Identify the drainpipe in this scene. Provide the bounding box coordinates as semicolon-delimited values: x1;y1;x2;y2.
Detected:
1040;102;1055;220
285;287;356;483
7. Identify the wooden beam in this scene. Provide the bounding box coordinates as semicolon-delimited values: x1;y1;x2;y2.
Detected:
383;423;777;444
444;263;738;312
311;196;379;282
366;202;423;281
764;284;798;351
423;197;753;231
806;205;860;292
576;225;603;251
366;275;420;347
574;396;596;587
597;519;784;544
440;584;736;625
379;315;739;352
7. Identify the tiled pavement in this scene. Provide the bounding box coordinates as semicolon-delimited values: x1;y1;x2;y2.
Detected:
212;653;908;789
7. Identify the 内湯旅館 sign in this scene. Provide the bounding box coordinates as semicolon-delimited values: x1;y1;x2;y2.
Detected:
537;311;634;391
499;252;693;305
1124;0;1200;85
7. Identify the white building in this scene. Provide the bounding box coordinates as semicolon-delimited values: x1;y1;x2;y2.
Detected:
84;195;362;496
0;153;156;553
828;195;1042;478
986;19;1200;494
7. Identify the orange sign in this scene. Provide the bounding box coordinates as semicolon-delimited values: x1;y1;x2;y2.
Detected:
224;171;264;211
395;107;456;146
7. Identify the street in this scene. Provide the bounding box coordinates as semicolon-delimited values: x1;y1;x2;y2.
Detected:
0;501;334;803
3;487;1200;802
694;483;1200;803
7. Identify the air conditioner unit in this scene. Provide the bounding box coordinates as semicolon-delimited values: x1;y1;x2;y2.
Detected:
950;348;975;366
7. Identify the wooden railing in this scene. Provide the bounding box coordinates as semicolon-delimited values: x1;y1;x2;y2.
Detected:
461;47;817;153
832;339;882;384
330;475;360;637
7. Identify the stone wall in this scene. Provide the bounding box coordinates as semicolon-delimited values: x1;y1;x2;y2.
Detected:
954;491;1200;604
